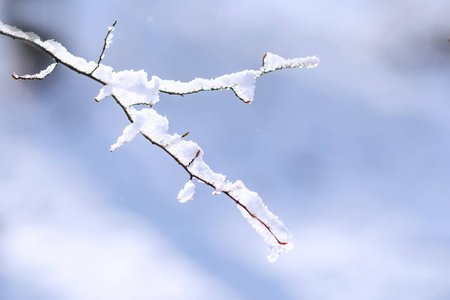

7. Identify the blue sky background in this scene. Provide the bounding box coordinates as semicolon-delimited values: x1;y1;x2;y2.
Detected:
1;0;450;299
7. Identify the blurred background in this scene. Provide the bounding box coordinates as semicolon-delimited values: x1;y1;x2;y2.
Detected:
1;0;450;299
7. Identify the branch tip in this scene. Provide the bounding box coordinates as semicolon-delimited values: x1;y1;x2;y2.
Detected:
90;19;118;75
262;52;268;66
10;62;58;80
187;149;201;167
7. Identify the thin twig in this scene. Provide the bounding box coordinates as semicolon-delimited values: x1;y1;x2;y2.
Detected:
12;61;58;80
90;20;117;75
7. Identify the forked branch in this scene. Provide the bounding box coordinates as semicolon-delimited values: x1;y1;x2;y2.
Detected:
0;20;319;262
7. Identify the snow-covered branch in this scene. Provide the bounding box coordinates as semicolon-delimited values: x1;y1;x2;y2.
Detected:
159;52;319;103
12;61;58;80
0;20;319;262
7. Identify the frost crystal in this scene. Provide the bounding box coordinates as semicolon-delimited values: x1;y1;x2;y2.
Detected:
177;180;196;203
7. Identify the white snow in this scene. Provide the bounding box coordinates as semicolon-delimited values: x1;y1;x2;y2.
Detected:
167;139;202;166
105;26;114;49
41;39;98;72
110;107;168;151
159;70;259;103
0;20;97;73
12;62;57;80
0;20;37;40
188;157;227;191
96;71;161;107
109;122;139;152
158;53;319;103
177;180;196;203
227;180;293;262
261;52;320;73
134;108;168;142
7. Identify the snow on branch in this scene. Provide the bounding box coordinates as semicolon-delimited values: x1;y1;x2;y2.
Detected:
177;180;196;203
12;61;58;80
0;20;319;262
159;53;319;103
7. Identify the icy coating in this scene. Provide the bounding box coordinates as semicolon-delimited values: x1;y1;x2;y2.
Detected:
0;20;320;261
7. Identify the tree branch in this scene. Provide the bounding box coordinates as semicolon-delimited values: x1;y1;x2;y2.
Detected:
0;20;319;262
12;61;58;80
158;53;319;103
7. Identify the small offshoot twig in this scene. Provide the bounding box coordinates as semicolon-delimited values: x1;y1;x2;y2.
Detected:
90;19;117;75
11;61;58;80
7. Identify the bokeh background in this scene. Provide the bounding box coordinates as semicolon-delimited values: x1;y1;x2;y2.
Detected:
1;1;450;299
